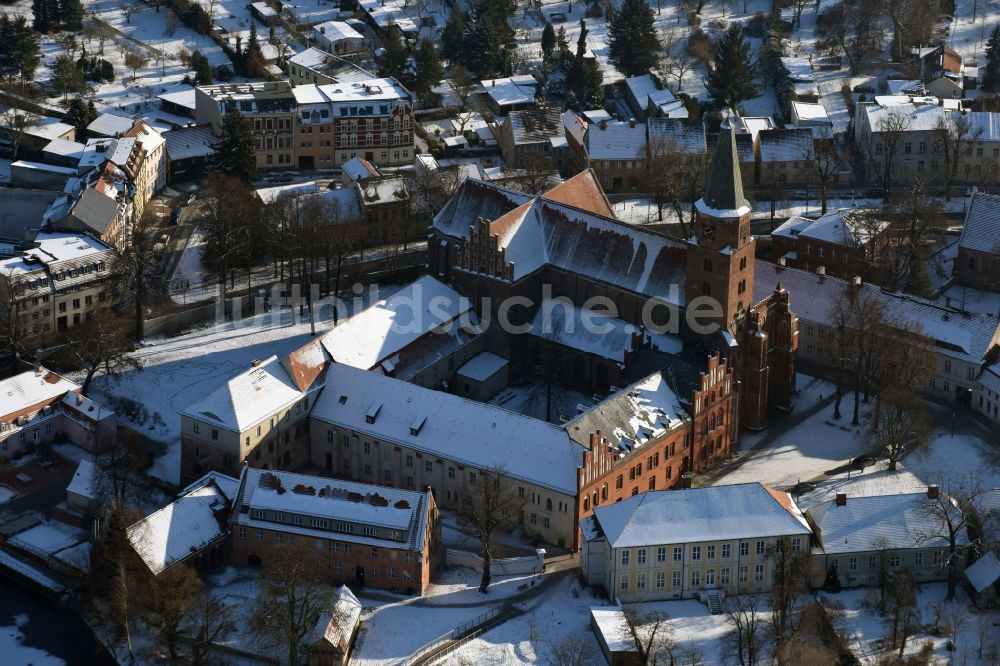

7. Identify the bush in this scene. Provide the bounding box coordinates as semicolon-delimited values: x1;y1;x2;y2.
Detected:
214;64;233;81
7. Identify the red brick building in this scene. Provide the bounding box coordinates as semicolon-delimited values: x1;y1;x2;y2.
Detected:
771;208;890;280
230;467;441;595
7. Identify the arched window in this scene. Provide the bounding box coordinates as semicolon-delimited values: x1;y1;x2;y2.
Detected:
546;498;553;511
601;484;608;501
583;497;590;511
709;413;716;430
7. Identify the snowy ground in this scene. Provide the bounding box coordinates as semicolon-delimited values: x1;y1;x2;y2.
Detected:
353;598;483;666
488;379;595;425
85;284;401;484
423;567;542;606
0;615;65;666
940;282;1000;316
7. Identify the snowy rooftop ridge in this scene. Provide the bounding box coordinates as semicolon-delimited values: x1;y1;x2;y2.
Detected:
0;366;78;421
772;208;888;247
960;191;1000;255
587;483;811;548
311;363;584;495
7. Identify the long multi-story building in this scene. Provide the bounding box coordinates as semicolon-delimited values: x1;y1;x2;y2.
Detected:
195;78;413;171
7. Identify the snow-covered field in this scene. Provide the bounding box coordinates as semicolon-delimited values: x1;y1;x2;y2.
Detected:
0;615;65;666
86;284;401;484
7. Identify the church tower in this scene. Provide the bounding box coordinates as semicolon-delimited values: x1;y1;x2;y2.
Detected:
684;121;755;337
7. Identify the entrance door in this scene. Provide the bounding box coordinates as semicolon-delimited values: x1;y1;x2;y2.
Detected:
325;452;333;470
355;566;365;586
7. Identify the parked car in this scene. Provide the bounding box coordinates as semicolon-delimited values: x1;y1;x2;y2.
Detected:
851;455;876;470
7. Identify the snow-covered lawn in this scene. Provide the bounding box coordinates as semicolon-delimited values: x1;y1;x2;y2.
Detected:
488;380;594;425
829;583;998;665
940;283;1000;317
85;284;401;484
423;567;543;606
353;598;482;666
0;615;65;666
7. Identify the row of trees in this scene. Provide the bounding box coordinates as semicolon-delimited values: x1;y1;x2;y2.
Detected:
32;0;84;33
440;0;517;78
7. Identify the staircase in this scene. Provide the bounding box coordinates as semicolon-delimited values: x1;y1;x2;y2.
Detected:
704;590;724;615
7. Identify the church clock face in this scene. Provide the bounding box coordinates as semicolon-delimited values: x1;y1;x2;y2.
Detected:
702;223;716;241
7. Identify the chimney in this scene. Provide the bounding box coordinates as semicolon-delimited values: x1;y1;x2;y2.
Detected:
76;393;84;405
851;275;862;290
491;80;496;87
777;256;786;268
599;119;607;130
629;117;636;128
251;359;262;367
817;265;826;283
927;484;940;499
835;493;847;506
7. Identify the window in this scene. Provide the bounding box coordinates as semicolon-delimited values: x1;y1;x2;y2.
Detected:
193;422;199;434
915;552;923;566
722;544;731;559
364;442;371;454
621;550;631;566
238;527;246;539
615;475;623;489
756;541;765;555
739;566;748;583
721;567;730;585
849;557;858;571
868;555;877;569
656;547;666;563
692;546;701;560
637;549;647;565
691;570;701;587
211;429;218;440
448;466;455;479
406;455;413;467
755;564;764;582
705;569;715;585
791;538;801;552
636;573;646;590
934;550;943;565
620;574;629;592
673;546;682;562
425;461;432;472
529;513;537;525
656;571;666;589
889;555;901;568
256;530;263;541
469;471;477;485
707;545;716;560
740;542;749;557
543;517;550;529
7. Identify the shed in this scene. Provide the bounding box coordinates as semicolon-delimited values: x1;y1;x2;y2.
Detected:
590;606;642;666
454;352;508;402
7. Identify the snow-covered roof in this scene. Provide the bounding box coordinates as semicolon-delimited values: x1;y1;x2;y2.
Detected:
342;156;379;181
158;86;197;111
480;75;537;108
528;299;635;362
0;367;77;420
506;108;563;145
313;586;362;649
624;74;686;117
42;138;85;160
180;356;312;433
66;459;104;502
965;551;1000;592
759;128;814;163
591;483;811;548
781;56;815;82
887;80;925;95
24;117;74;141
87;112;135;138
312;363;584;494
772;208;888;248
960;191;1000;255
178;471;240;502
978;362;1000;396
127;476;230;575
319;275;473;371
564;369;688;451
10;160;75;175
455;352;507;381
163;125;217;161
754;262;1000;365
586;121;646;160
647;118;707;153
255;181;321;204
590;607;636;653
314;20;363;42
234;467;431;549
432;178;532;239
563;110;587;145
288;48;375;83
807;492;962;554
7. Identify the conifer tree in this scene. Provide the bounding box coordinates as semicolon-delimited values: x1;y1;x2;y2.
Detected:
706;24;758;107
191;50;212;85
65;97;97;133
413;38;443;105
984;25;1000;92
59;0;83;30
462;3;514;77
213;108;257;184
541;21;556;59
905;249;933;298
566;19;603;110
377;28;409;82
441;8;465;64
608;0;661;76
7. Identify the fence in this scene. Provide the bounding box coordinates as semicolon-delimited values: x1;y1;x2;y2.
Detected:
402;605;505;665
445;548;546;576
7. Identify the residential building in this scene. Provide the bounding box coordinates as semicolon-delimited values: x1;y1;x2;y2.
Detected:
755;260;1000;405
355;176;414;243
854;101;1000;187
122;120;168;215
805;488;960;588
495;108;566;172
975;360;1000;423
195;81;297;169
57;163;136;249
86;112;135;139
307;586;362;666
158;86;197;119
163;125;217;182
579;483;812;602
757;128;815;185
127;472;239;577
956;191;1000;291
230;467;441;594
479;75;537;115
180;345;327;481
312;20;365;56
0;366;115;460
623;74;689;121
309;362;584;548
771;208;891;279
0;231;116;338
286;47;374;87
584;119;648;192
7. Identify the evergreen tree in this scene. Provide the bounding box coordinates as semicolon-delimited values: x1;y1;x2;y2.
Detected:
59;0;83;30
462;4;514;77
31;0;57;33
706;24;759;107
984;25;1000;92
440;8;465;64
14;16;40;84
65;96;97;133
413;38;443;105
905;249;933;298
607;0;661;76
377;28;409;82
213;108;257;184
541;21;556;59
242;24;265;76
191;50;212;85
565;19;603;110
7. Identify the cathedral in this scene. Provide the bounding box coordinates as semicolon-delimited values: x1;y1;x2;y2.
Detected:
429;122;799;474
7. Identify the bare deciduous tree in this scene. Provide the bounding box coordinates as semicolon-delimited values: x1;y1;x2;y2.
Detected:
861;109;910;194
725;594;767;666
934;114;981;196
867;387;930;470
457;467;525;593
545;632;598;665
882;569;919;657
916;477;987;599
620;605;682;666
143;564;204;663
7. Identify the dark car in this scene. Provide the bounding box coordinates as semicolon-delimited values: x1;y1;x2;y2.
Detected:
791;481;816;495
851;455;877;470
